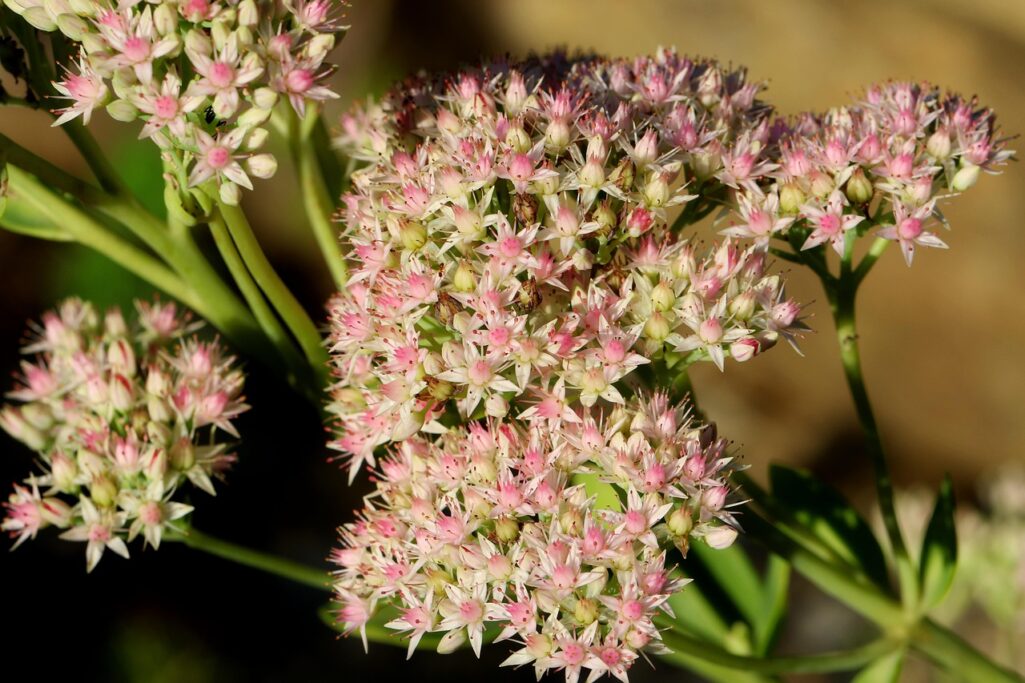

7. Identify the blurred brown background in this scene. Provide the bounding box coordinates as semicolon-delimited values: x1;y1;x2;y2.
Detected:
1;0;1023;681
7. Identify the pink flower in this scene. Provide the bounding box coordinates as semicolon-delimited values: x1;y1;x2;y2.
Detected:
188;129;252;190
800;190;865;255
51;58;108;126
877;199;947;266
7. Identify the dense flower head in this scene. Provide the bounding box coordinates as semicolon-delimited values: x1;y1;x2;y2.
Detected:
4;0;349;204
331;393;739;682
721;82;1012;265
0;297;247;571
327;50;805;479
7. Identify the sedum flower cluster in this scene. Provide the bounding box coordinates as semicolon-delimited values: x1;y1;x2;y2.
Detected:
722;82;1012;264
1;298;247;571
327;50;805;479
3;0;347;204
331;393;738;682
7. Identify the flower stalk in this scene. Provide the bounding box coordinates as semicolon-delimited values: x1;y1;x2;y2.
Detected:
171;528;329;592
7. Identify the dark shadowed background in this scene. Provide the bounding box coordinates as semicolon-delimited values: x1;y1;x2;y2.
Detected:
1;1;1023;681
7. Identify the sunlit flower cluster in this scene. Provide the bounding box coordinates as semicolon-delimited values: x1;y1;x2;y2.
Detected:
327;50;805;479
1;298;247;571
4;0;348;204
331;393;739;681
721;82;1012;264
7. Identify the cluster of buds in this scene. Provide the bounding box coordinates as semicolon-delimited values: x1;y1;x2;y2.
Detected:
721;82;1011;264
3;0;348;204
331;393;739;681
1;298;247;571
328;50;805;479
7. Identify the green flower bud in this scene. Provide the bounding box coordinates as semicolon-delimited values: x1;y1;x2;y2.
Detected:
400;221;428;251
952;163;980;191
106;99;138;123
651;282;676;312
845;168;873;204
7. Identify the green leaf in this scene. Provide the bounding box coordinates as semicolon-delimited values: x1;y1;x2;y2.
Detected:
0;194;73;241
755;554;790;655
664;576;731;643
851;648;905;683
769;465;889;589
919;476;957;610
692;540;764;630
572;472;622;511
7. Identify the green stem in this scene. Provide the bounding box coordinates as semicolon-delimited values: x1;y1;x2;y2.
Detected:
657;623;900;675
207;210;308;379
912;618;1023;683
829;276;917;607
60;120;124;195
173;528;330;592
853;237;890;285
292;107;348;288
6;165;198;307
216;199;329;383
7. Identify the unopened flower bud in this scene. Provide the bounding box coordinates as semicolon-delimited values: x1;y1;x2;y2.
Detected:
437;628;467;654
651;282;676;312
730;337;760;362
559;507;584;535
253;87;278;110
238;0;258;26
76;448;105;478
143;446;167;480
495;516;519;542
219;181;242;206
505;125;531;153
667;506;694;536
210;18;231;49
21;7;57;31
51;452;79;492
779;182;805;214
40;497;73;527
845;168;873;204
728;290;757;321
479;391;508;419
574;598;599;625
238;113;270;140
106;99;138;123
309;34;335;59
247;154;277;179
56;13;88;40
704;525;739;549
926;130;952;159
643;312;672;342
109;374;134;412
643;172;670;207
533;170;559;196
0;407;46;450
545;120;571;151
952;163;980;191
809;171;834;198
90;476;118;508
153;4;177;34
400;221;428;251
170;439;196;471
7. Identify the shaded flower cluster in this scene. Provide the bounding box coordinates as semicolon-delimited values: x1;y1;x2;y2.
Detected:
721;82;1012;264
331;393;739;682
4;0;348;204
1;298;247;571
328;50;804;479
